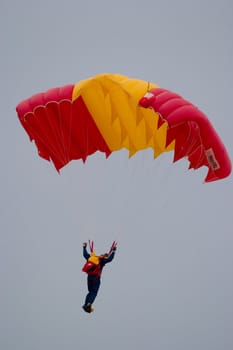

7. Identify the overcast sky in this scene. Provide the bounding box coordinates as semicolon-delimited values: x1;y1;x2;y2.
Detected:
1;0;233;349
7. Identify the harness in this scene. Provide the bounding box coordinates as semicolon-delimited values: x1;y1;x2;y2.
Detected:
82;240;117;276
82;252;102;276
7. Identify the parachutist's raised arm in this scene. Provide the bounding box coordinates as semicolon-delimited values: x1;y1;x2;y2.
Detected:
83;244;90;260
104;248;116;264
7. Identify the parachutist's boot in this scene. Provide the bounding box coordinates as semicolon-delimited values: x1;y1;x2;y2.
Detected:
82;303;94;313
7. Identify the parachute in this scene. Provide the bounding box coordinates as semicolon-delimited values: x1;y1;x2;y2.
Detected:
16;73;231;182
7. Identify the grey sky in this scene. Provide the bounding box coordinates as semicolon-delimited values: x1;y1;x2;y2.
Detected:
1;0;233;349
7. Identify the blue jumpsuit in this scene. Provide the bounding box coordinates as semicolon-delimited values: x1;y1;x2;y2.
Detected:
83;246;116;306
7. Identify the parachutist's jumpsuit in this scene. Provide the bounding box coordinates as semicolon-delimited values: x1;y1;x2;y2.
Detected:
83;246;116;306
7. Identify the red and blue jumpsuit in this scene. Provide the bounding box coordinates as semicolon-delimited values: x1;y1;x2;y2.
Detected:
83;246;116;306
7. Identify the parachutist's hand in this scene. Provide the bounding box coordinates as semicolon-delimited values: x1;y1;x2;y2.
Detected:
83;242;87;248
112;247;117;251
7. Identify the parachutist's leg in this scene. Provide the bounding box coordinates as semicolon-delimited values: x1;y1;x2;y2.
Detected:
84;276;101;305
83;277;100;313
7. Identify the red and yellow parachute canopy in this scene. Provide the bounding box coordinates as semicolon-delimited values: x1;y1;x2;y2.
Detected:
16;73;231;182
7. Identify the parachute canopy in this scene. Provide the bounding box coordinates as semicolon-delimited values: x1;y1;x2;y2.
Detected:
16;73;231;182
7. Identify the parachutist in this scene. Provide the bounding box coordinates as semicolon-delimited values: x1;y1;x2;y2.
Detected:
82;240;117;313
